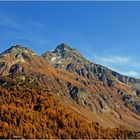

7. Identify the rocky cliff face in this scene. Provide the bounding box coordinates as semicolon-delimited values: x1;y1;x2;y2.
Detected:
42;43;140;115
0;45;36;75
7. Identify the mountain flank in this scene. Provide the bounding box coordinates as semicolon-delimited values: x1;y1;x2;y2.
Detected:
0;44;140;139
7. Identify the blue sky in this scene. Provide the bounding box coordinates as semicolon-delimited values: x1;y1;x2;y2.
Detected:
0;1;140;78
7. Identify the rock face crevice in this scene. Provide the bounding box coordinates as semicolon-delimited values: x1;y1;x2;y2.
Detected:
9;64;23;75
0;62;7;75
67;82;79;101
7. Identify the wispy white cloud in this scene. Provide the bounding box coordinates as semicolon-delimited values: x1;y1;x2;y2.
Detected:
121;71;139;77
83;50;131;65
130;62;140;67
0;13;45;32
0;13;50;55
0;13;48;45
111;68;139;77
94;56;131;64
83;50;140;67
80;49;140;78
94;55;140;69
94;55;140;77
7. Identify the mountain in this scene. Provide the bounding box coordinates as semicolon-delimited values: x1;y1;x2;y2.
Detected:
42;43;140;114
0;44;140;138
0;44;95;96
42;43;140;88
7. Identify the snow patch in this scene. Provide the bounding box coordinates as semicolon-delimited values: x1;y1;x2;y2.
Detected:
31;53;35;56
3;54;7;57
51;57;56;62
116;78;129;87
20;58;25;63
117;79;124;84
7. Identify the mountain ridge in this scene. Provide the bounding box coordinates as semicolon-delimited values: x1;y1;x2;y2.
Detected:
0;43;140;137
1;43;139;82
42;43;140;86
42;43;140;116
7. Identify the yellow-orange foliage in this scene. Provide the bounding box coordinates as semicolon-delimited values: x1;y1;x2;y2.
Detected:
0;85;138;139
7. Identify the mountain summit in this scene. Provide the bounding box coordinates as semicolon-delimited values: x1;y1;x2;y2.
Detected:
0;44;35;57
54;43;77;53
0;45;37;76
55;43;74;52
42;43;85;65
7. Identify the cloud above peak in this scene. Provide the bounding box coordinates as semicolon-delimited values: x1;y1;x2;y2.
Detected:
82;49;140;78
94;55;131;64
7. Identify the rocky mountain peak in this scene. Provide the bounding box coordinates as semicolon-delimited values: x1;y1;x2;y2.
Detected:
55;43;73;53
55;43;83;56
0;45;26;55
0;45;37;76
0;44;36;59
49;43;85;62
